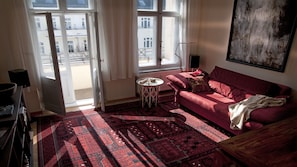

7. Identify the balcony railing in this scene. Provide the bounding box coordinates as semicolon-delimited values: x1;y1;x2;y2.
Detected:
41;52;90;66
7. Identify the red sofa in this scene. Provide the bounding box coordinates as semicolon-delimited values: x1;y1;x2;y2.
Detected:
167;66;297;135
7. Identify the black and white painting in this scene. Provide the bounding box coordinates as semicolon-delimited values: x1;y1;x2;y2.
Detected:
227;0;297;72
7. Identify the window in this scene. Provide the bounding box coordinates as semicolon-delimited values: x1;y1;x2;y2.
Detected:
137;0;155;11
56;41;60;53
40;42;45;54
137;0;182;70
31;0;58;9
65;18;72;30
29;0;94;10
141;18;151;28
84;40;88;51
67;0;89;9
82;18;85;29
52;17;57;29
28;0;96;105
144;37;152;48
68;41;74;52
36;18;41;30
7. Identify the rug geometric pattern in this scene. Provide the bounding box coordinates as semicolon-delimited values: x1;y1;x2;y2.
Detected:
37;102;230;167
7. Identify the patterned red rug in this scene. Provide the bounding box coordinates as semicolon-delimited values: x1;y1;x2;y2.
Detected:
37;102;230;167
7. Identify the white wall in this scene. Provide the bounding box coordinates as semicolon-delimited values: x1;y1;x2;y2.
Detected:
104;78;136;101
190;0;297;102
0;1;22;81
0;0;42;112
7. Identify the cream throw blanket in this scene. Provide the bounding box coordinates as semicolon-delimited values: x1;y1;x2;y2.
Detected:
229;94;286;130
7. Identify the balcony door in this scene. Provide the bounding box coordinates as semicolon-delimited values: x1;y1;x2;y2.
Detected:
33;13;104;114
50;13;94;106
34;13;66;115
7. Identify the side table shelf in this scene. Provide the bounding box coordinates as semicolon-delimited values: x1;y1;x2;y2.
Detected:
0;86;32;167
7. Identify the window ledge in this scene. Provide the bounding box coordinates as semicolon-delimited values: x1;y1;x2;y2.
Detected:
139;67;181;74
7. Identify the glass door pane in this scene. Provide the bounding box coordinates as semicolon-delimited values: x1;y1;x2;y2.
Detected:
137;16;157;67
161;17;178;65
34;13;94;108
33;13;66;115
35;15;56;79
162;0;180;12
53;14;76;104
64;14;93;106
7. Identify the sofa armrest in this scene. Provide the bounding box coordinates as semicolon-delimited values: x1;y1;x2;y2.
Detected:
250;102;297;124
167;82;181;92
166;72;195;90
167;82;181;103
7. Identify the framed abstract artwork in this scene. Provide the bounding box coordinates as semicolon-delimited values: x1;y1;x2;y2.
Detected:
226;0;297;72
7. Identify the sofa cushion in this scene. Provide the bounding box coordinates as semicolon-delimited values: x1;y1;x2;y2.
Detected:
229;88;253;102
179;91;235;117
208;79;252;102
209;80;233;98
209;66;280;96
249;102;297;123
187;77;211;93
166;73;193;90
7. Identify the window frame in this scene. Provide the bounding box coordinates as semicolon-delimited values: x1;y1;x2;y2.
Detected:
137;0;182;72
27;0;96;12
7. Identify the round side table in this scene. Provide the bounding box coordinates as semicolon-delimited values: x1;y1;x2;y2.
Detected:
136;77;164;108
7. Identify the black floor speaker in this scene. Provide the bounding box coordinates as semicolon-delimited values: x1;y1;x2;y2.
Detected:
8;69;31;87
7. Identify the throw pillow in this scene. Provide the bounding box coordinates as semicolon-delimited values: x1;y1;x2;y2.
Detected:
166;72;197;90
191;69;203;77
208;80;233;98
208;79;252;101
187;77;211;93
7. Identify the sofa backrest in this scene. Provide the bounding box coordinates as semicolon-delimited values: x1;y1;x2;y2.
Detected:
209;66;291;97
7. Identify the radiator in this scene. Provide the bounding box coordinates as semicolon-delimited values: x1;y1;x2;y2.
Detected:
136;69;180;92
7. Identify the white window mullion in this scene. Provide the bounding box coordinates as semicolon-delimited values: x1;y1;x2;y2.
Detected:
157;0;163;68
157;6;162;68
58;0;66;11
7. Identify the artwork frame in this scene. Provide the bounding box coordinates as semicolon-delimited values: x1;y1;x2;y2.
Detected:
226;0;297;72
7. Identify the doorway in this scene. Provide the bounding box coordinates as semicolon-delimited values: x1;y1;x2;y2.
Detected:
33;13;95;110
58;13;94;107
